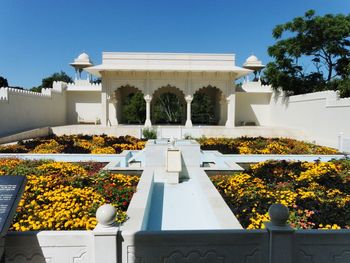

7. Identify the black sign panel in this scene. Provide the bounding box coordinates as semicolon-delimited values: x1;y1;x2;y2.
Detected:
0;176;26;237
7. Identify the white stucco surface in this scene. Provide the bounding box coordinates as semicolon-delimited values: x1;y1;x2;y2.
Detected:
0;83;66;137
86;52;251;78
235;92;271;126
66;91;101;124
270;91;350;147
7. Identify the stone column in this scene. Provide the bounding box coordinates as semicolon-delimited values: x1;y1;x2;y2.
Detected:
144;94;152;127
225;94;235;128
109;94;118;126
185;95;193;127
219;95;227;126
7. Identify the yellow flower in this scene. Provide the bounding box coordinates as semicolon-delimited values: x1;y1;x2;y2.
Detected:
91;147;116;154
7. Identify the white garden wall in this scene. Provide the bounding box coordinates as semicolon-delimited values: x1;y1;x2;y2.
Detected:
66;91;101;124
235;92;272;126
0;82;67;137
269;91;350;148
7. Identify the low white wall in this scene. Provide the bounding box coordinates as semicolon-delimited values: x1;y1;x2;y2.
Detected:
0;82;67;137
50;125;306;141
66;91;101;124
51;125;142;137
270;91;350;147
4;231;93;263
0;127;51;144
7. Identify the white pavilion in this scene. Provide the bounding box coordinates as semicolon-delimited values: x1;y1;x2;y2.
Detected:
66;51;270;128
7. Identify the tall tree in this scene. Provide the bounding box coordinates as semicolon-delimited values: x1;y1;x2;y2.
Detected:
191;92;215;124
122;92;146;124
153;92;183;124
31;71;73;92
264;10;350;96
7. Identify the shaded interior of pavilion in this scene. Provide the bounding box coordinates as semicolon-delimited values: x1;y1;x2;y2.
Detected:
111;84;226;126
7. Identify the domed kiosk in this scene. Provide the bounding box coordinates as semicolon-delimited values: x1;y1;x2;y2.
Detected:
243;55;265;82
70;52;93;81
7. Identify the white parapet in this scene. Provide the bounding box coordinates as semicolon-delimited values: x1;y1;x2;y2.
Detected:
240;81;273;93
0;87;9;101
6;87;51;98
52;81;67;92
67;80;102;91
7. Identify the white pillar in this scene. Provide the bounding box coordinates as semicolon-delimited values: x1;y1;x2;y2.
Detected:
144;94;152;127
74;69;79;81
109;97;118;126
185;95;193;127
225;94;235;128
93;204;118;263
219;95;227;126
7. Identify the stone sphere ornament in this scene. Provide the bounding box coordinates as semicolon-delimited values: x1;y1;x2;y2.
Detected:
268;204;289;226
96;204;117;226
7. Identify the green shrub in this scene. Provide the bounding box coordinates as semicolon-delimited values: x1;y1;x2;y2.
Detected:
142;128;157;140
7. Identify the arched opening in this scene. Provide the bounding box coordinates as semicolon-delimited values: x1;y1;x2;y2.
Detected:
152;85;186;125
192;85;222;125
115;85;145;124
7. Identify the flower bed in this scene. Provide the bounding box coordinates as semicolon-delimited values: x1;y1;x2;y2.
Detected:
0;159;139;231
0;134;146;154
0;135;338;155
211;159;350;229
198;137;338;154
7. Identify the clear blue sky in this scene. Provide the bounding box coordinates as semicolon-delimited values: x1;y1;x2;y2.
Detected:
0;0;349;88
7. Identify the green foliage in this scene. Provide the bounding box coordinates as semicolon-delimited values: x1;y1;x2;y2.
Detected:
0;76;8;87
30;86;42;93
92;78;101;84
153;92;183;124
264;10;350;96
191;92;215;124
4;160;49;176
122;92;146;124
31;71;73;92
142;128;157;140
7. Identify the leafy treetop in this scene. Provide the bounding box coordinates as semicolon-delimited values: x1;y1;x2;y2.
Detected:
0;76;8;88
264;10;350;97
31;71;73;92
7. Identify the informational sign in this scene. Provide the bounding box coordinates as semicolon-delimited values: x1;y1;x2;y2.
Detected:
0;176;26;237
